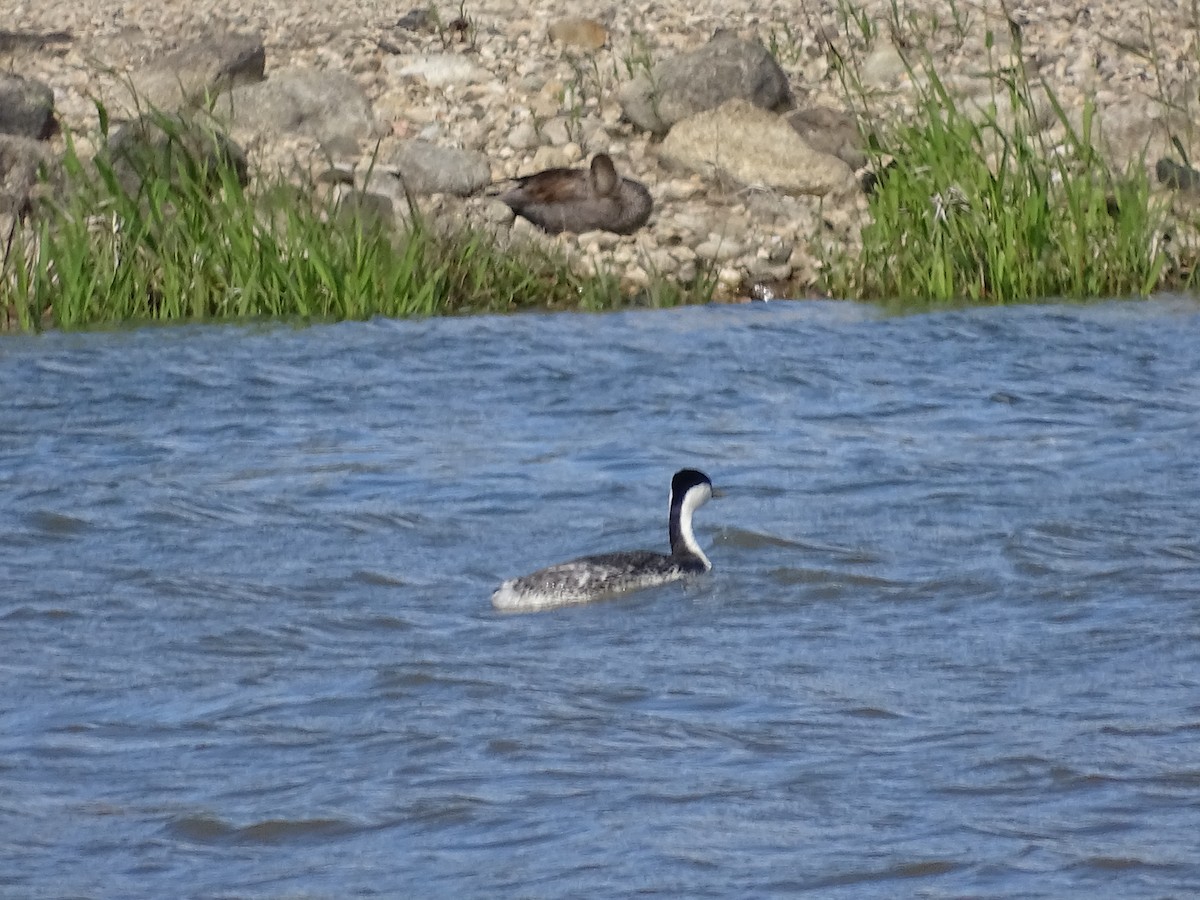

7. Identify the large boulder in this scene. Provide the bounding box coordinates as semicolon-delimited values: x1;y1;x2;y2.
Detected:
116;30;266;116
101;113;249;197
384;140;492;197
660;99;855;197
213;69;378;154
618;30;793;136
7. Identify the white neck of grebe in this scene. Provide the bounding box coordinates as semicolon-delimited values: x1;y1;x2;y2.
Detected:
670;483;712;570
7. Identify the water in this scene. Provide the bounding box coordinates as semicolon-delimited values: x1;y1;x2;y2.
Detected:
2;299;1199;897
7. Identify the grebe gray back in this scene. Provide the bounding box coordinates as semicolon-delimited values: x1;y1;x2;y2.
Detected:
491;469;715;612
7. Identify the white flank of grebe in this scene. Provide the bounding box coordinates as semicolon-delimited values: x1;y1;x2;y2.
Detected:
491;469;715;613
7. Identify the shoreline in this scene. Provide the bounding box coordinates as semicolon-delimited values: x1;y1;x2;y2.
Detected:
5;0;1200;318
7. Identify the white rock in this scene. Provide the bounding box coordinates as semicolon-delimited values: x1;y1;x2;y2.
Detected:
717;266;742;286
528;145;571;170
576;229;620;249
661;178;704;201
623;266;650;287
695;238;744;261
385;55;492;87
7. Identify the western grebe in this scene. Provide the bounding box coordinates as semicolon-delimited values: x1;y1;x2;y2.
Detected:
491;469;715;612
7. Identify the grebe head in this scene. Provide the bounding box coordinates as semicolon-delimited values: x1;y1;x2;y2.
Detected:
670;469;713;507
668;469;714;568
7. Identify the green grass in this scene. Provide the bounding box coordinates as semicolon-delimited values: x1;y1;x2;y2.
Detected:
1;110;697;332
9;16;1200;331
816;11;1189;309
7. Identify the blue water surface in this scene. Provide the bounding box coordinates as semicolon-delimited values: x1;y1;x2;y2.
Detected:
2;298;1199;897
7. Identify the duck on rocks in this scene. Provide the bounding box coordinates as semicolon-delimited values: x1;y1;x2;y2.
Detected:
500;153;652;234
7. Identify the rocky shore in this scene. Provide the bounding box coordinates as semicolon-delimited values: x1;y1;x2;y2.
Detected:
5;0;1200;301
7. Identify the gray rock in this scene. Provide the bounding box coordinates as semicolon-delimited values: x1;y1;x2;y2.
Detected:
507;121;541;151
215;69;378;151
540;117;571;146
102;113;248;197
358;169;411;209
392;8;435;32
118;31;266;115
786;106;868;170
476;197;515;225
0;74;55;140
385;139;491;196
1073;99;1170;172
618;30;793;135
333;186;397;234
660;99;855;197
0;133;59;216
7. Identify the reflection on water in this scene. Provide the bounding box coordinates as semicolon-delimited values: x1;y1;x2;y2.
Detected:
2;298;1200;897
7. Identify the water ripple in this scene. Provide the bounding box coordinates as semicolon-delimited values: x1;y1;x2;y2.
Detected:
2;300;1200;897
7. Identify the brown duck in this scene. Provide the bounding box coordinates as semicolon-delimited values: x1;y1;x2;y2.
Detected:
500;154;652;235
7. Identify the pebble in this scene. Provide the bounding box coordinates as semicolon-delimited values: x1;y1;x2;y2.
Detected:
695;238;743;262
